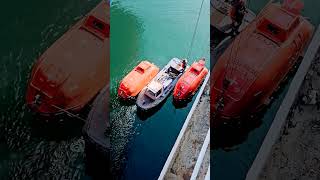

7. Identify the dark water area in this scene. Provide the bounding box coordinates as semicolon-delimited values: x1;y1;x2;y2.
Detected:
110;0;209;179
0;0;103;179
211;0;320;179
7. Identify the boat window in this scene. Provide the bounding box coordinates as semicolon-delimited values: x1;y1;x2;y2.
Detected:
81;15;109;40
135;66;145;74
93;20;105;31
266;24;280;35
155;89;162;97
168;66;180;75
146;89;157;99
257;18;288;43
190;68;200;76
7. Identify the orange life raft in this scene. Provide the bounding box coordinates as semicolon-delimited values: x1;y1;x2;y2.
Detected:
173;59;208;101
211;1;314;126
118;61;159;100
26;1;109;115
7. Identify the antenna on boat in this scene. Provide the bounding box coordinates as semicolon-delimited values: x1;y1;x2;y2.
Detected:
187;0;205;61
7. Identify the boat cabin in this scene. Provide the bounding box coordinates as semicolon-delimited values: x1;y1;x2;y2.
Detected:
168;60;184;75
256;5;300;44
145;81;163;100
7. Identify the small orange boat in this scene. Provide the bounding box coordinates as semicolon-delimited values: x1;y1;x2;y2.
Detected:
26;1;109;115
173;58;208;101
118;61;159;100
211;1;314;126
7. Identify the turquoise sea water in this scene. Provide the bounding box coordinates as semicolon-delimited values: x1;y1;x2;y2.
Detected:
110;0;209;179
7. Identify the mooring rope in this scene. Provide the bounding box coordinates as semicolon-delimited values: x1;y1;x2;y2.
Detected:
30;97;87;122
50;104;87;122
187;0;206;60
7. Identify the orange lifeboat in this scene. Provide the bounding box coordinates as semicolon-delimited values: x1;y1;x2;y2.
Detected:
118;61;159;100
211;1;314;126
173;58;208;101
26;1;109;115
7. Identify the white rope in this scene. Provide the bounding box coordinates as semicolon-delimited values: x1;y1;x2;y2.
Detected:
187;0;206;60
51;104;87;122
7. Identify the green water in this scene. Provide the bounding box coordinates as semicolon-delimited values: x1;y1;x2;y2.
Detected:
0;0;102;179
212;1;320;179
110;0;209;179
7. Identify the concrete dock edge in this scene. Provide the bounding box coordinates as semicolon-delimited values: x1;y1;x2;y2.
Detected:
158;72;210;180
246;25;320;180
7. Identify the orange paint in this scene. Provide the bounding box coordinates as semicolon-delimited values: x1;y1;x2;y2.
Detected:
173;59;208;100
211;2;314;126
118;61;159;100
26;1;109;115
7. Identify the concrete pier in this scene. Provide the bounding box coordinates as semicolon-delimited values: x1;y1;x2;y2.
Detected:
158;74;210;180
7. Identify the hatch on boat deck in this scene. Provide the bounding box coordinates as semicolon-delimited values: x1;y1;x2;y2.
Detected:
81;15;110;40
135;62;151;74
257;4;300;44
191;63;204;75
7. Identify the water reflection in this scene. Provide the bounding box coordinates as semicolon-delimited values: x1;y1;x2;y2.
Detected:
110;2;142;178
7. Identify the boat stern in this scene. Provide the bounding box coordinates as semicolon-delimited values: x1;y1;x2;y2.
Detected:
26;83;66;115
26;65;73;115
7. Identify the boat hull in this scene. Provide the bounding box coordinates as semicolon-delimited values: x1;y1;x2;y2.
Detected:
118;61;159;100
211;2;314;126
26;1;109;116
83;86;110;177
173;59;208;101
136;58;185;111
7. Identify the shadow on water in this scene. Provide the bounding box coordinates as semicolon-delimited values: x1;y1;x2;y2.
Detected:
29;115;85;141
118;97;137;107
172;98;193;109
212;118;263;150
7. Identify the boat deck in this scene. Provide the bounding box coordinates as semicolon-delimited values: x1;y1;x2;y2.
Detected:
211;0;256;33
210;0;256;66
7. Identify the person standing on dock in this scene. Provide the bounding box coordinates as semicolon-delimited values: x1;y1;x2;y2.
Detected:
229;0;247;36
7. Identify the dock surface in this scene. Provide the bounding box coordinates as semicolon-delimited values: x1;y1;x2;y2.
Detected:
258;35;320;180
159;75;210;180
